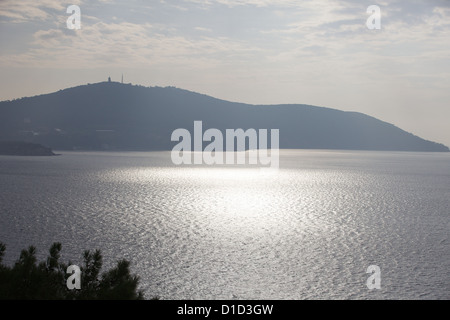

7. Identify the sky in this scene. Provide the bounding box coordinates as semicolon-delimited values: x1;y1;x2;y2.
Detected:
1;0;449;147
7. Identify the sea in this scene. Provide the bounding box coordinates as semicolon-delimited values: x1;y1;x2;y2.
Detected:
0;150;449;299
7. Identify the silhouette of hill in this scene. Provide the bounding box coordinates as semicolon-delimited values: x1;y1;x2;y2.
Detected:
0;141;56;156
0;81;448;152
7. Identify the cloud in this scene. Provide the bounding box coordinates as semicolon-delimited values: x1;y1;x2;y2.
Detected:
0;0;83;23
195;26;213;33
2;0;449;81
0;19;263;70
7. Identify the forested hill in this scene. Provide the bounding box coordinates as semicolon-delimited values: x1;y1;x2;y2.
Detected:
0;81;448;152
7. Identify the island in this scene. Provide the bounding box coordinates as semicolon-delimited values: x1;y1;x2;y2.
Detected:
0;81;448;152
0;141;57;156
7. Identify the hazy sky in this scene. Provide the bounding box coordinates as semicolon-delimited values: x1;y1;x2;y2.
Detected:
1;0;449;147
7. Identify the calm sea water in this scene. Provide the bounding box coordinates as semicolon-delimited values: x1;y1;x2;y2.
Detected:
0;150;449;299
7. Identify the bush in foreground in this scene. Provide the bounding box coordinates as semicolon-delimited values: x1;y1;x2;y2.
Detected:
0;242;146;300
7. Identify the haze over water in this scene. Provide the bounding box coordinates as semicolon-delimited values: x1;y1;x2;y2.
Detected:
0;150;449;299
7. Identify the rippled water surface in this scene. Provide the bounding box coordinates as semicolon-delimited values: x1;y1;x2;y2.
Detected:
0;150;449;299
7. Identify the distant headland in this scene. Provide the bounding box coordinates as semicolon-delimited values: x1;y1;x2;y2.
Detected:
0;141;57;156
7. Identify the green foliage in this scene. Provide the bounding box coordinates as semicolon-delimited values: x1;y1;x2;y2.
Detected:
0;242;146;300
